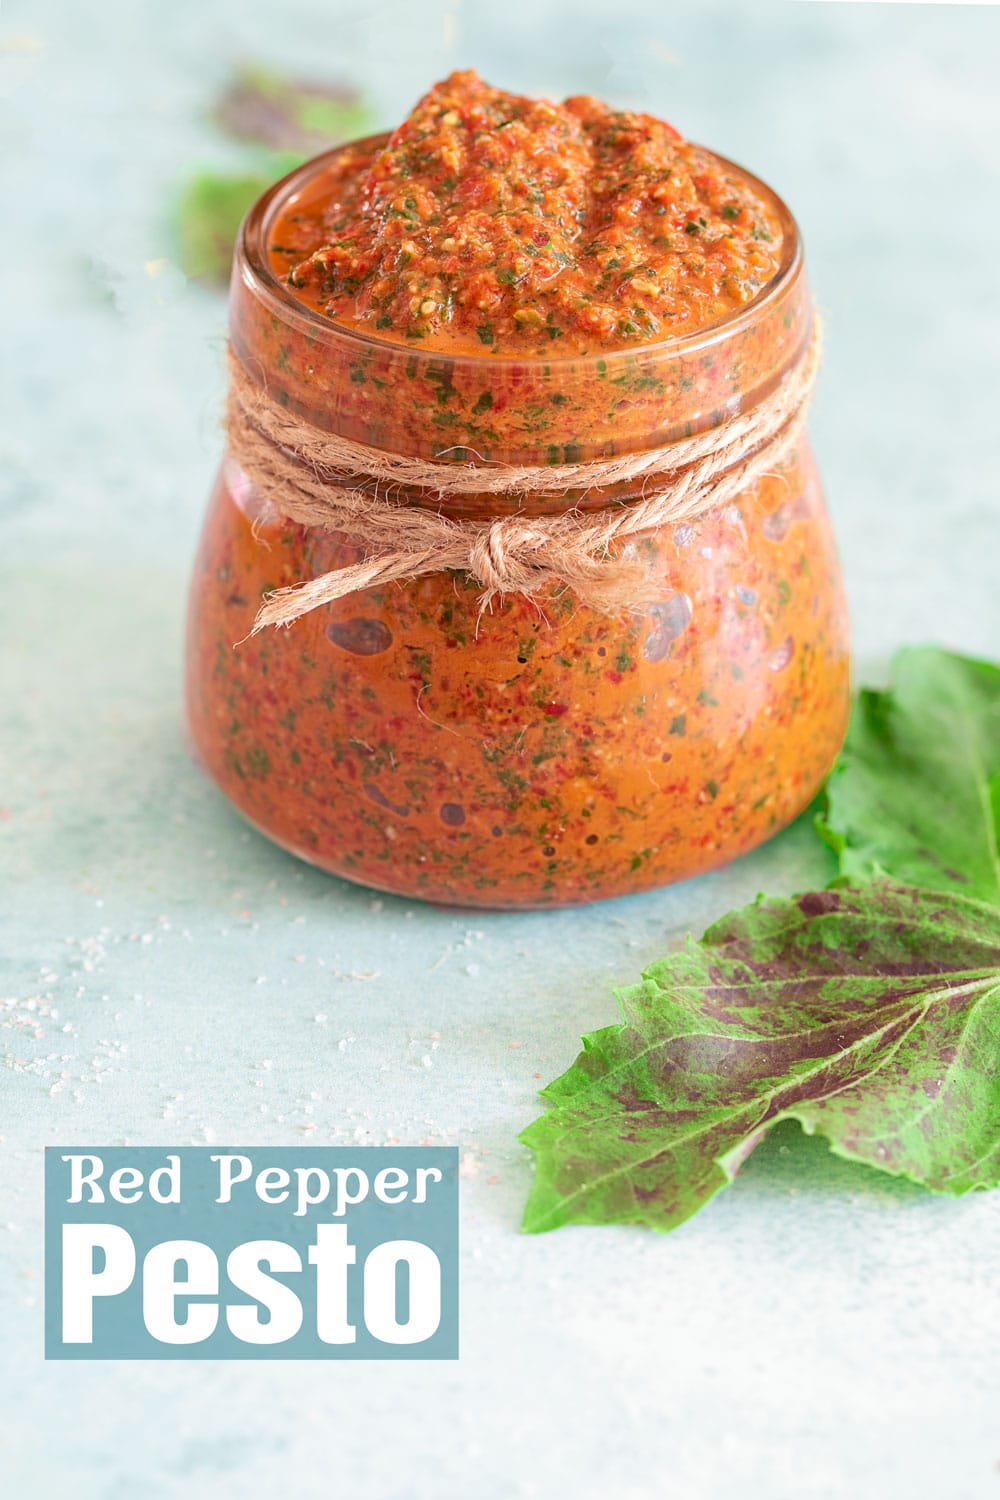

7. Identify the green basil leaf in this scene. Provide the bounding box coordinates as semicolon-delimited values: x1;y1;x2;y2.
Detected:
819;646;1000;905
177;168;292;286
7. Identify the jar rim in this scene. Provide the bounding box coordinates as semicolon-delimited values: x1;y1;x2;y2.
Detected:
237;132;803;372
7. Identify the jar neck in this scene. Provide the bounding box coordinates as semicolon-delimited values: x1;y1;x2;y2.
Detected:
229;144;810;520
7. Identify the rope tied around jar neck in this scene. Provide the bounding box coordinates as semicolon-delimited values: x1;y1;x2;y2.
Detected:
225;320;821;632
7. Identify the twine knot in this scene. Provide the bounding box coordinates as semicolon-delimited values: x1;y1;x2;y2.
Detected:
469;519;515;594
467;518;551;596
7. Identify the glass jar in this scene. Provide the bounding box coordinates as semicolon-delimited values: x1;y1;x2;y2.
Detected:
185;140;850;909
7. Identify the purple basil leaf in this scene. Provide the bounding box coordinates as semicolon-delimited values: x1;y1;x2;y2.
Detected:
521;882;1000;1232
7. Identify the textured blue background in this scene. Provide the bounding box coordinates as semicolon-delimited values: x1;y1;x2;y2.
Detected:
2;1;999;1495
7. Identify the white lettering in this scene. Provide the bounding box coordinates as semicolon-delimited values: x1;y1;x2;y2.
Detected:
255;1167;290;1205
374;1167;409;1204
211;1154;253;1203
226;1241;303;1343
61;1223;136;1342
63;1154;106;1204
142;1240;219;1344
309;1224;357;1344
108;1166;144;1204
363;1241;441;1345
148;1155;181;1204
413;1166;443;1203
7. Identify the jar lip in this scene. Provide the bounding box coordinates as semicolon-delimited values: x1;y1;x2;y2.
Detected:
238;132;803;371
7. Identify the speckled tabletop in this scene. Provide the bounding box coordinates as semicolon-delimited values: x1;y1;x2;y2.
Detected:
3;2;999;1497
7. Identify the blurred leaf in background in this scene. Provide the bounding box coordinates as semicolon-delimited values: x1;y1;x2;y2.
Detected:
213;63;373;153
177;157;299;286
177;64;373;287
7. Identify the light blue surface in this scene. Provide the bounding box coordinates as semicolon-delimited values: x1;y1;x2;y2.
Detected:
2;2;999;1496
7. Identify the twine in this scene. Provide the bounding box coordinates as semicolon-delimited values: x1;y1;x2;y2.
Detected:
225;322;820;631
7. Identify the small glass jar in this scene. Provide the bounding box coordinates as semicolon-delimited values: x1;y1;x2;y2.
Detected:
185;140;850;909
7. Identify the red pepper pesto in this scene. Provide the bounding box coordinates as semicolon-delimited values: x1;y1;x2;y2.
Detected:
185;72;850;908
271;71;784;356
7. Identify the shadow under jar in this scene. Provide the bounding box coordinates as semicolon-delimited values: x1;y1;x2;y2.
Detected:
185;141;850;909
